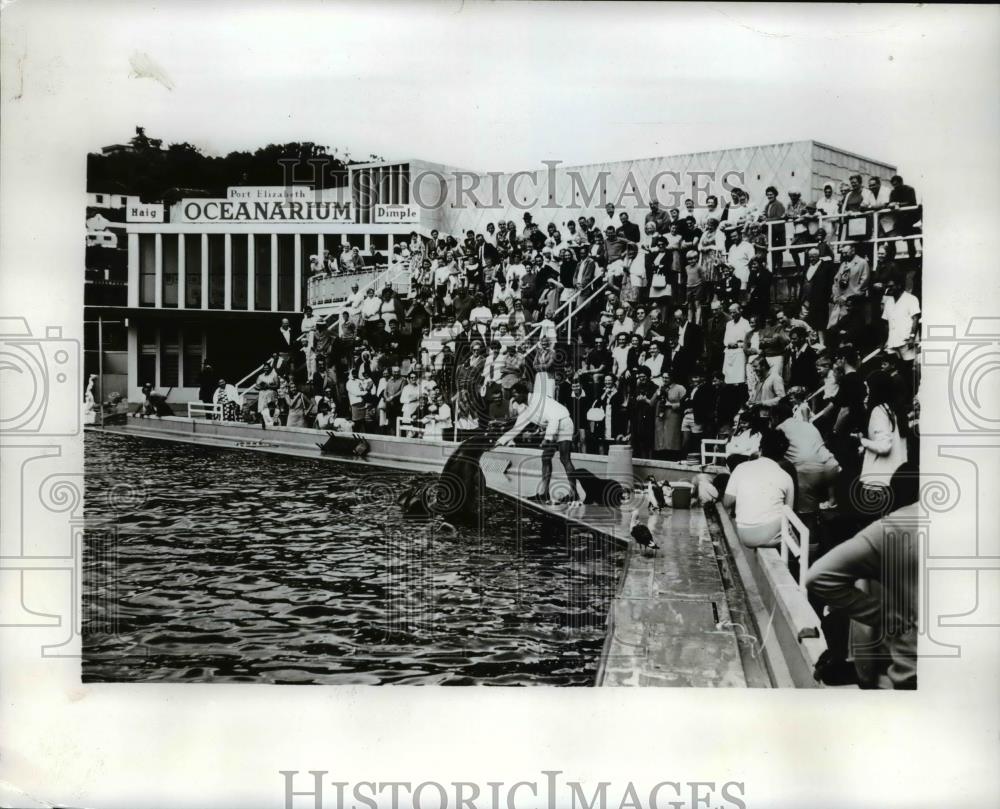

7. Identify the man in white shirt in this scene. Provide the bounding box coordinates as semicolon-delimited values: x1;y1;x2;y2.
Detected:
299;306;317;338
609;307;635;339
722;303;753;386
882;272;921;363
496;384;579;505
723;430;795;548
642;342;666;384
727;228;755;286
347;283;366;324
299;307;318;377
864;176;893;210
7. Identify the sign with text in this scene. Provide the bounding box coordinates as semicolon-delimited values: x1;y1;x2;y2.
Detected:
374;203;420;224
126;202;164;223
226;185;313;202
176;198;353;224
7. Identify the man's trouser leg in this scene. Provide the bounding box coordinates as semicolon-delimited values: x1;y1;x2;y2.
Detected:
559;440;577;497
806;525;918;688
540;442;556;498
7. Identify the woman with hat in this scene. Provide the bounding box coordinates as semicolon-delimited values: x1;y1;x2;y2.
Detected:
653;370;687;460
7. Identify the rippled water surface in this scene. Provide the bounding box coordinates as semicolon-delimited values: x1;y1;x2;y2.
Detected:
83;433;623;685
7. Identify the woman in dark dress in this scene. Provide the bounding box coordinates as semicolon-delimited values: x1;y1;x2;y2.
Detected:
628;367;658;459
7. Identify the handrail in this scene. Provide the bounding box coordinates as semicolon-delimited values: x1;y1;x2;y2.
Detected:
780;505;811;589
760;205;922;276
235;363;267;396
520;279;610;360
516;273;604;349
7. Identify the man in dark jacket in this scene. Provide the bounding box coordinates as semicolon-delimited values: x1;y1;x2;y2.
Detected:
682;367;718;449
669;306;704;383
617;212;641;244
788;326;819;391
800;247;835;339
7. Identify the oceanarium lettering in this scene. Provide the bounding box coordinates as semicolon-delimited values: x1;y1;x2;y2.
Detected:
177;199;352;224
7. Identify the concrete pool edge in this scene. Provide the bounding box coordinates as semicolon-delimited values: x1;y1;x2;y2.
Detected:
712;504;828;688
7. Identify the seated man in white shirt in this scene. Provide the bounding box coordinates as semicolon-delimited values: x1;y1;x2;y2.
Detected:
609;307;635;339
496;383;579;506
723;429;795;548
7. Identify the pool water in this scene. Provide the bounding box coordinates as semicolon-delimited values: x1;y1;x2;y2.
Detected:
83;432;623;685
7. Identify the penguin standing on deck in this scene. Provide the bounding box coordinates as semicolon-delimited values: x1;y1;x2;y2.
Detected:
645;475;668;511
630;511;659;556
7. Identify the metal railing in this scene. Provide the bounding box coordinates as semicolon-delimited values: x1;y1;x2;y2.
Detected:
235;363;267;398
523;279;611;360
516;274;605;349
780;505;811;589
760;205;922;277
306;260;412;308
187;402;222;420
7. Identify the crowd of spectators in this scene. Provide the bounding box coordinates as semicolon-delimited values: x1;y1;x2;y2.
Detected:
183;174;923;688
202;175;918;460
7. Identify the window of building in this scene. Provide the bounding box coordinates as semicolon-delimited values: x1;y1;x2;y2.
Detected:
138;234;156;306
159;325;180;387
138;328;157;388
254;234;271;310
231;234;248;310
162;234;179;307
277;234;295;311
185;235;202;307
207;234;225;309
182;329;204;387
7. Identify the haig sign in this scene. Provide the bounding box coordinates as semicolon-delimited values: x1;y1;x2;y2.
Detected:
176;199;353;224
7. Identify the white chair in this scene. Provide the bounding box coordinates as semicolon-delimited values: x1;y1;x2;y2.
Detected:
700;438;727;467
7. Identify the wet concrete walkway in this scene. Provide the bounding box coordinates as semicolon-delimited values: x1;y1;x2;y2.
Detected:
480;460;760;688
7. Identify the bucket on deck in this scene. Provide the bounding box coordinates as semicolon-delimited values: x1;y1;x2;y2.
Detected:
671;481;693;509
606;443;633;485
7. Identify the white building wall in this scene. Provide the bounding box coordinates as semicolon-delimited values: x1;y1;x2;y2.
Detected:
432;140;895;239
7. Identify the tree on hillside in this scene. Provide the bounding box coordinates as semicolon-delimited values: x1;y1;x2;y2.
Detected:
87;129;385;200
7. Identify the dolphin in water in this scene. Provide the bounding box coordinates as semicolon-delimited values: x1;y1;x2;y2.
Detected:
398;432;496;525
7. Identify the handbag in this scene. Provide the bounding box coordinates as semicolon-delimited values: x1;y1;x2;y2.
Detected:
586;406;605;422
651;272;668;290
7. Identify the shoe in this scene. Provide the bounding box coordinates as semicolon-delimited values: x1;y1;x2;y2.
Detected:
818;500;838;511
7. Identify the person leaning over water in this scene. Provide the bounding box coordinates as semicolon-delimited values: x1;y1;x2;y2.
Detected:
496;383;579;505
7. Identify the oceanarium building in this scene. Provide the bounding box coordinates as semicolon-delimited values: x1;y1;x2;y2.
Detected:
83;139;895;402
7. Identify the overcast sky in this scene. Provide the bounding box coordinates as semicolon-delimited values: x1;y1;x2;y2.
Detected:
3;1;998;180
